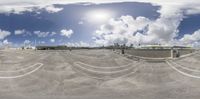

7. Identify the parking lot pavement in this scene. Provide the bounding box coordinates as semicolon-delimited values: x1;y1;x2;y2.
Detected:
0;49;200;99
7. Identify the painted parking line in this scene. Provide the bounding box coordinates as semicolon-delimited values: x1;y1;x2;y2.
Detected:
74;61;136;69
72;65;140;80
74;63;138;74
166;61;200;79
0;63;42;72
72;61;142;80
0;63;43;79
69;53;106;59
170;61;200;72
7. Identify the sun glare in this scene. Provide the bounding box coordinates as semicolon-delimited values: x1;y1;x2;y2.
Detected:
85;9;114;24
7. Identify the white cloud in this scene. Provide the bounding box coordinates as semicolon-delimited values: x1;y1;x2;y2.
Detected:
50;38;55;43
146;15;182;44
83;9;115;24
90;0;200;47
14;29;32;36
38;41;46;44
0;0;199;15
45;5;63;13
60;29;73;38
50;32;57;36
2;39;12;45
78;21;83;25
66;41;90;47
0;1;65;14
14;29;25;35
0;29;11;40
94;15;151;46
0;5;34;14
93;12;200;47
24;40;31;44
93;14;184;46
0;0;200;46
180;29;200;45
34;31;49;37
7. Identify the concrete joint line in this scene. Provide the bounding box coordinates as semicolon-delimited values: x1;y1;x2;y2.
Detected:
166;61;200;79
0;63;43;79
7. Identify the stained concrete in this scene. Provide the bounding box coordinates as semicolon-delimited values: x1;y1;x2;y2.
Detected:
0;49;200;99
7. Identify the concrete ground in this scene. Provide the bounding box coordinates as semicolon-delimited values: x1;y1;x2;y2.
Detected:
0;49;200;99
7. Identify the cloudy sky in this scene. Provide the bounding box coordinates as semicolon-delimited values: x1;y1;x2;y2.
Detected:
0;0;200;47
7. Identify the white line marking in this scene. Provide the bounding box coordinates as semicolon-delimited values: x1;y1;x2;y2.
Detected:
72;62;143;80
69;52;112;60
0;63;42;72
172;51;200;61
117;56;134;61
74;61;136;69
74;62;140;74
72;65;140;80
0;63;43;79
114;57;134;63
169;61;200;72
195;53;200;57
166;61;200;79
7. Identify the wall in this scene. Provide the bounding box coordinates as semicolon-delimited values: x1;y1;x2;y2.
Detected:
115;48;195;58
125;49;171;58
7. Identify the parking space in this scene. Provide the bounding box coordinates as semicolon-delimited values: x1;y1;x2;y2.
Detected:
0;49;200;99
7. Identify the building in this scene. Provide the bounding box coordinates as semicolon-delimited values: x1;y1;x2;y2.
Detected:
36;46;68;50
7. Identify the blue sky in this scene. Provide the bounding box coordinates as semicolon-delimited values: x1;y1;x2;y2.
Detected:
0;0;200;47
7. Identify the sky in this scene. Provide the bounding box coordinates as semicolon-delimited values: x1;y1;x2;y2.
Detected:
0;0;200;47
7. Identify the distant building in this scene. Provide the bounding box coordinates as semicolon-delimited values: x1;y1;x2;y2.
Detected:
139;45;191;49
36;45;68;50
